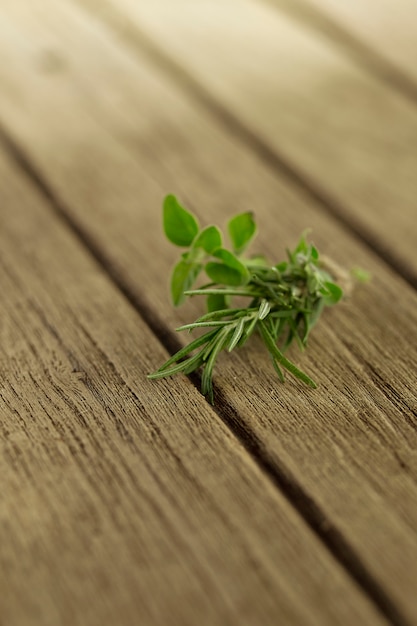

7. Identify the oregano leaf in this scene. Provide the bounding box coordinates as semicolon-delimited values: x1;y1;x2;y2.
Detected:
228;212;257;254
212;248;250;282
163;195;199;247
170;259;202;306
205;263;245;286
207;293;228;312
193;225;222;254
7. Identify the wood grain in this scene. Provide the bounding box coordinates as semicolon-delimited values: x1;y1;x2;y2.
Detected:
75;0;417;285
0;149;388;626
1;0;417;622
295;0;417;83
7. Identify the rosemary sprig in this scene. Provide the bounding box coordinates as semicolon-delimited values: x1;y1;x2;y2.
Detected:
148;195;349;403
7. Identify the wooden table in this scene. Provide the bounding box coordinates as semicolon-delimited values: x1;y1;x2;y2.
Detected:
1;1;416;624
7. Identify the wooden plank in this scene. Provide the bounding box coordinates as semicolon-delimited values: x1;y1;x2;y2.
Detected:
0;150;386;626
0;0;417;621
74;0;417;286
291;0;417;84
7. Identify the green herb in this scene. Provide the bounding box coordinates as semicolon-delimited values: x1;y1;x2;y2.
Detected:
149;195;346;403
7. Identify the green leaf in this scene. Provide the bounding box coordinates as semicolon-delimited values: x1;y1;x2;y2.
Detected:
207;293;228;312
237;314;258;348
214;248;250;279
170;259;202;306
228;212;257;254
196;307;253;322
271;357;285;382
275;261;288;273
201;328;229;403
322;281;343;304
294;229;312;255
176;320;232;331
148;351;204;379
205;248;250;286
351;267;371;283
163;195;199;247
186;287;265;297
149;328;218;374
205;263;245;286
310;245;319;261
228;318;246;352
193;225;222;254
258;321;317;388
258;299;271;320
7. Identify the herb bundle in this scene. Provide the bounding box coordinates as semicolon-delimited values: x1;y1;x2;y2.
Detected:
149;195;346;403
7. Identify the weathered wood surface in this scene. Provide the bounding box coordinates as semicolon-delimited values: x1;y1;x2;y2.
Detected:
1;0;417;624
294;0;417;84
1;149;387;626
82;0;417;286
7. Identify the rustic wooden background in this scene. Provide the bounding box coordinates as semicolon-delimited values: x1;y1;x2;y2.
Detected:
1;1;416;625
